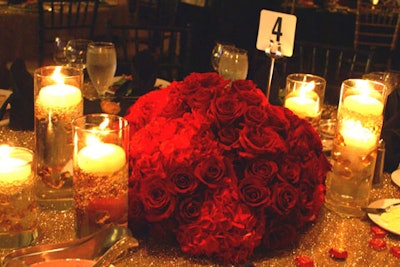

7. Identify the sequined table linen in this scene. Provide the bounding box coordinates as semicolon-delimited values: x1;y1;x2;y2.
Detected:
0;127;400;267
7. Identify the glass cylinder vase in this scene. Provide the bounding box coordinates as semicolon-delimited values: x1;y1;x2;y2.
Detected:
325;79;387;217
0;146;37;248
284;73;326;129
34;66;83;210
72;114;129;238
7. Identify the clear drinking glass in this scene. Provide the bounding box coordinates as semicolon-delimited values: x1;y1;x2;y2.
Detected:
53;37;69;66
86;42;117;99
210;42;235;72
72;114;129;238
65;39;93;70
218;46;248;80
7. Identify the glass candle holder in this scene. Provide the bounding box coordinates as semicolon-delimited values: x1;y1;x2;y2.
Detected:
0;146;37;248
284;73;326;129
325;79;387;217
34;66;83;210
72;114;129;238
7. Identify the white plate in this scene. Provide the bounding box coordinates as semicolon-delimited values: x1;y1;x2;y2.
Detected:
391;169;400;187
367;198;400;235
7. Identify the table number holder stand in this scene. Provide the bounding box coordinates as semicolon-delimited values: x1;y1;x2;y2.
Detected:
264;39;284;100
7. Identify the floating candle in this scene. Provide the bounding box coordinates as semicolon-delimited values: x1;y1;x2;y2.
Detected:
284;92;319;118
36;84;82;110
0;146;31;185
343;94;384;116
77;142;126;174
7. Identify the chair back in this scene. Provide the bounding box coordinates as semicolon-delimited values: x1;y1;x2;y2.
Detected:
37;0;100;66
107;23;192;81
354;0;400;69
283;41;375;105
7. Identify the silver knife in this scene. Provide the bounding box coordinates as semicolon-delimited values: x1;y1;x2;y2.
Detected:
362;202;400;214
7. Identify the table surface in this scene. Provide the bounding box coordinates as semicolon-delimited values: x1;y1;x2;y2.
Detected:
0;126;400;266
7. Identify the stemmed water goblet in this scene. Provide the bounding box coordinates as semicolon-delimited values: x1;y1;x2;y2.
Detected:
210;42;235;72
86;42;117;100
217;46;248;81
65;39;93;70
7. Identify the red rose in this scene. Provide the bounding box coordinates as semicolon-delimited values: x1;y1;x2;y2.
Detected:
187;87;216;113
140;177;176;222
239;125;287;157
177;196;202;223
245;158;278;184
277;156;302;184
160;96;189;119
244;105;268;126
301;151;331;185
239;177;272;207
168;167;199;195
208;92;247;127
265;104;291;132
217;127;241;150
287;120;322;155
271;182;298;215
194;154;232;188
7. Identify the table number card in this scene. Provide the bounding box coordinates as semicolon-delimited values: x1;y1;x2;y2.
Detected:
256;10;297;57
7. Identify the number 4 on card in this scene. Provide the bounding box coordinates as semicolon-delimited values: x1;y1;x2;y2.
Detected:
256;10;297;57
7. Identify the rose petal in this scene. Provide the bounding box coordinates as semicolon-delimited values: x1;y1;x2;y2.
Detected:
294;255;314;267
369;238;387;251
329;248;348;260
390;246;400;258
370;226;387;238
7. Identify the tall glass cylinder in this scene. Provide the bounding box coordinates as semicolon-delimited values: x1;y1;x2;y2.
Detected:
284;73;326;129
0;146;37;248
325;79;387;217
72;114;129;238
34;66;83;210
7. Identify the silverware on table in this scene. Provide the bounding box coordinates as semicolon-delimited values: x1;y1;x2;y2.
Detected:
362;202;400;214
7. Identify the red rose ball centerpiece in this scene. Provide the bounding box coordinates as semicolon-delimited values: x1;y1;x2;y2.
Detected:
125;72;331;264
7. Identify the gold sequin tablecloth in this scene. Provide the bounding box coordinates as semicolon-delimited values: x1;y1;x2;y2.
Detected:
1;127;400;266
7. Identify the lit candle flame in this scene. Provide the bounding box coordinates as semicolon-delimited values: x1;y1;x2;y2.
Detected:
0;145;12;160
51;66;64;85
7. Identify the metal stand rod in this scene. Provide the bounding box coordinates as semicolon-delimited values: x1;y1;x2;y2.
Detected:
266;57;276;100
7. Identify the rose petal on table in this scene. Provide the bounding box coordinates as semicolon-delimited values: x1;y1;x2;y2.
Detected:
369;238;387;251
371;226;387;238
294;255;314;267
390;246;400;258
329;248;348;260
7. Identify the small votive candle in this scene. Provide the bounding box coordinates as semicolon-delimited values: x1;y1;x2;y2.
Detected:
0;145;37;248
284;73;326;128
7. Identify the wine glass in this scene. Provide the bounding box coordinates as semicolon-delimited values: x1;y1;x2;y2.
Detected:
218;46;248;81
210;42;235;72
52;36;69;65
86;42;117;99
65;39;93;69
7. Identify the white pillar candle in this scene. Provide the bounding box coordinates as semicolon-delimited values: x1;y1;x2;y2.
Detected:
36;84;82;110
343;94;384;116
284;93;319;118
339;92;383;153
0;146;31;186
77;143;126;174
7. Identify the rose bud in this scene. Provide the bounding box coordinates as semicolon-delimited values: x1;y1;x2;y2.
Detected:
294;255;314;267
329;248;348;260
390;246;400;258
370;226;387;238
369;238;387;251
